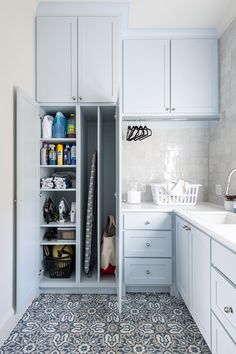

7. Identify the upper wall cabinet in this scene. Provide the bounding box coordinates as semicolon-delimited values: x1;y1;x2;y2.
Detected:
123;39;170;114
37;17;77;103
123;38;219;118
37;17;118;103
171;39;218;116
78;17;118;103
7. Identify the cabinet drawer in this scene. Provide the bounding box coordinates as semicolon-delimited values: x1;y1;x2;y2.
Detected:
124;258;172;285
212;313;236;354
124;231;172;257
212;240;236;285
124;213;171;230
211;267;236;342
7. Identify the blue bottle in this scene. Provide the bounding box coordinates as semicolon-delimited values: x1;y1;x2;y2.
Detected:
52;112;66;138
64;144;71;165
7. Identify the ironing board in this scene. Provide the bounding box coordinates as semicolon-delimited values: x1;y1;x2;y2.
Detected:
84;152;97;275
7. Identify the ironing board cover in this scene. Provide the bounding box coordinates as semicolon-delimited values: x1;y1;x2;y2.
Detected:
84;152;97;275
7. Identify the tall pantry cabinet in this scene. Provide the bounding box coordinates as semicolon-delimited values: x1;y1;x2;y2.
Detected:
16;14;123;314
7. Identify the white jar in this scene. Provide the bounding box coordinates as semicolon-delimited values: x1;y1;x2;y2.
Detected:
127;190;141;204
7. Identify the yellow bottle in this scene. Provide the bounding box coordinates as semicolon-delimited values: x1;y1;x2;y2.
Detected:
57;144;64;165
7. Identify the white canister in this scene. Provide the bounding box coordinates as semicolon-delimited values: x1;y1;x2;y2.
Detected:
127;190;141;204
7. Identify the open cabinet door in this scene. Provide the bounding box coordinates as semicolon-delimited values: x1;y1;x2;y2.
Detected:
116;95;123;313
16;88;40;313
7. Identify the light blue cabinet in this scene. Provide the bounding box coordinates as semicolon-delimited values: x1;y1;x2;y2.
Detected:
123;39;170;114
123;38;219;118
37;16;118;103
37;17;78;103
176;217;211;348
176;217;190;307
171;39;218;116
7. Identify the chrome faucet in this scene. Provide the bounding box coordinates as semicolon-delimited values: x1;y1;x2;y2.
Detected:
225;168;236;196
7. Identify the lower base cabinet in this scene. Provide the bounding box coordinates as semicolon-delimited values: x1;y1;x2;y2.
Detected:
124;258;172;285
176;217;211;348
212;313;236;354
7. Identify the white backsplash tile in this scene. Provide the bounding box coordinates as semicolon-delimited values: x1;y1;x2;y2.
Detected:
122;124;209;203
208;18;236;205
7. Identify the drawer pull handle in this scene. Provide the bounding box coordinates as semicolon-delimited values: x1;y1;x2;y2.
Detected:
146;270;151;275
224;306;233;314
146;243;150;247
145;221;150;225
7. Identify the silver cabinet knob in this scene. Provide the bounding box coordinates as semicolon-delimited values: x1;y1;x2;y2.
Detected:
183;225;188;230
165;108;170;111
79;96;83;101
224;306;233;314
72;96;76;101
145;221;150;225
146;243;150;247
172;108;176;111
146;270;151;275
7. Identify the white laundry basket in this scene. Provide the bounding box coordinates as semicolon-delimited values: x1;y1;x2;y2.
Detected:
150;184;201;206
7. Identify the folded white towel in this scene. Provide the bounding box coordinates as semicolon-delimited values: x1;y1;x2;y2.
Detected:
161;179;190;196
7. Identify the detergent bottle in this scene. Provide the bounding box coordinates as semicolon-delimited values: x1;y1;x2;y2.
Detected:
42;115;54;138
40;144;48;165
64;144;71;165
52;112;66;138
71;144;76;165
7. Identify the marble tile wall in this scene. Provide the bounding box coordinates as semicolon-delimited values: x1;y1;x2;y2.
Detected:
122;122;209;202
208;18;236;204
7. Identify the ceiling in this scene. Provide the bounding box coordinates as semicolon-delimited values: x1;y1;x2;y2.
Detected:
38;0;236;35
129;0;236;33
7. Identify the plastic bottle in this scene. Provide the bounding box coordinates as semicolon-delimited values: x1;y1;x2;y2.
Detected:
42;115;54;138
57;144;64;165
64;144;71;165
67;114;76;138
40;144;48;165
52;112;66;138
71;144;76;165
48;144;56;165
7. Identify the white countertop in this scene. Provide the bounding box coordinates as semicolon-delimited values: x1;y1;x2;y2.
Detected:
122;202;236;253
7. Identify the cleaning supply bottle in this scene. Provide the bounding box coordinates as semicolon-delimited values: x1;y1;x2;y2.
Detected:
57;144;64;165
52;112;66;138
67;114;76;138
48;144;56;165
64;144;71;165
42;115;54;138
71;144;76;165
40;144;48;165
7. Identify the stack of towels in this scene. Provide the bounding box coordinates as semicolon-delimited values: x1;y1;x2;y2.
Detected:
54;176;72;189
41;177;54;189
40;175;72;189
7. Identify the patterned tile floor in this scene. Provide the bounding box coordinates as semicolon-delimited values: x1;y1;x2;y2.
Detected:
0;293;211;354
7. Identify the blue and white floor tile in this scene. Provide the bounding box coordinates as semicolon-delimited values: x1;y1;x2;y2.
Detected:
0;293;211;353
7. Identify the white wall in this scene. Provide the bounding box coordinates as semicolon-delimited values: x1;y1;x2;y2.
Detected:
0;0;36;338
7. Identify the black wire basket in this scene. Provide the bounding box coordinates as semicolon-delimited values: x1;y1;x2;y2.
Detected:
44;257;73;278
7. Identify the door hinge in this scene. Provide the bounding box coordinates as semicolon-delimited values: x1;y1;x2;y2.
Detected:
38;269;42;277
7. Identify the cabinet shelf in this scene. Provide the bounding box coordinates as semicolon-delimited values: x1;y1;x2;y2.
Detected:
40;165;76;168
40;240;76;245
40;271;76;288
40;188;76;192
40;138;76;143
40;222;76;228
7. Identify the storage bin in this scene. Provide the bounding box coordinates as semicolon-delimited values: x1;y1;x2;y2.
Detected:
44;257;73;278
57;228;76;240
151;183;201;206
